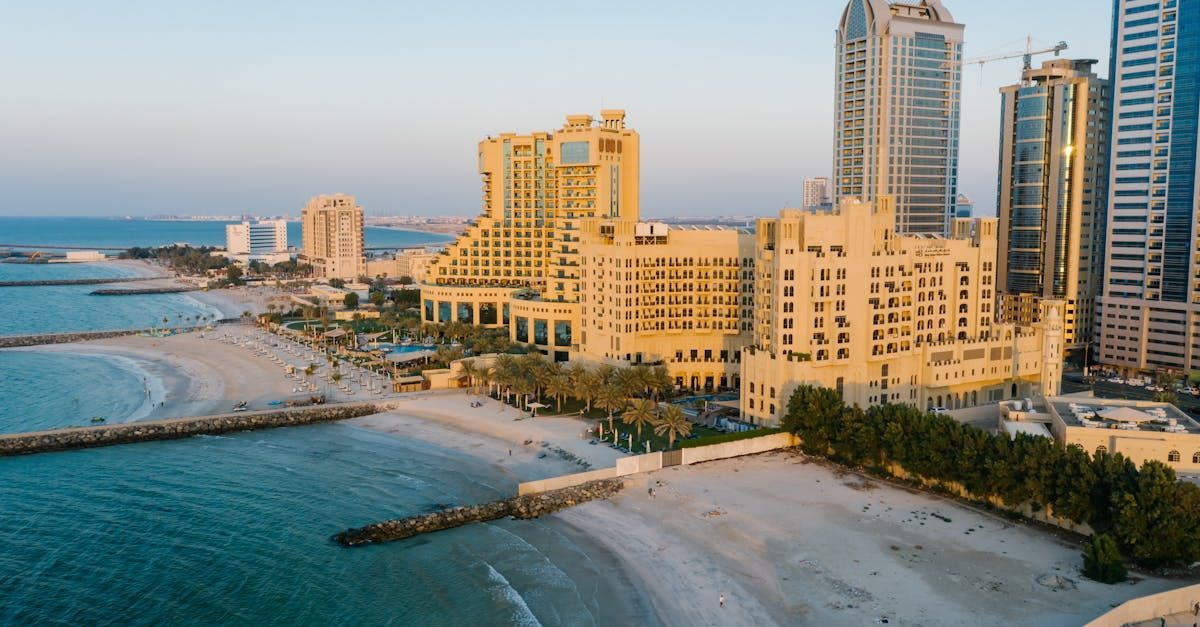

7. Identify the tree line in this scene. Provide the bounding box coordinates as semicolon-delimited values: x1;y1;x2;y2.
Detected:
782;385;1200;570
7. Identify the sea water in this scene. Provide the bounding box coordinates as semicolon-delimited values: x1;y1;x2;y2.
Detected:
0;425;637;625
0;263;225;336
0;220;648;625
0;216;450;251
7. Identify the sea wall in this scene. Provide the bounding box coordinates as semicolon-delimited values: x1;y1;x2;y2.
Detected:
334;478;625;546
92;287;194;295
0;276;162;287
0;403;383;456
0;326;213;348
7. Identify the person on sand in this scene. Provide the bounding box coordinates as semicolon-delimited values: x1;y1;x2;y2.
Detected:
719;594;725;608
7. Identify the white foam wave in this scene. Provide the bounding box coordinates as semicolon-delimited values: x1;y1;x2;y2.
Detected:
483;562;543;627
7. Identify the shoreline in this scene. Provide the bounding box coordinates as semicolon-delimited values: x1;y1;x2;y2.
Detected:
351;392;1191;626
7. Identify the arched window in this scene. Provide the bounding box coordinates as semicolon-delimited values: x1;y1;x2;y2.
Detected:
1095;445;1107;458
1193;452;1200;464
1169;450;1181;463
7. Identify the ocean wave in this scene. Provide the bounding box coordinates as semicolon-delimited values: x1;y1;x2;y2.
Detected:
483;562;543;627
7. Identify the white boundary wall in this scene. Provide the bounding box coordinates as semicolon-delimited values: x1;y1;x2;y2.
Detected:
518;434;796;495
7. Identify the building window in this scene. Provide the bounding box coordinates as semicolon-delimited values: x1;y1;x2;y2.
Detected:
1193;452;1200;464
1169;450;1181;463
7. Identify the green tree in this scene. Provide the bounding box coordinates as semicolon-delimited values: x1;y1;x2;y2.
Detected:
576;371;603;412
544;374;572;412
370;291;386;308
622;398;658;440
225;264;244;284
652;404;692;450
595;384;626;429
344;292;360;310
1082;534;1127;584
1113;461;1191;567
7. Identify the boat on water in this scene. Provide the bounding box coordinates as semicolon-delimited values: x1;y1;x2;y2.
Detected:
90;416;106;423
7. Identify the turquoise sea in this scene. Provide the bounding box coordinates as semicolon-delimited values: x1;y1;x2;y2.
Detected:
0;216;450;251
0;218;645;625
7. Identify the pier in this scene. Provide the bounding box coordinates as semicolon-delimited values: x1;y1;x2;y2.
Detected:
0;276;165;288
0;402;385;457
333;479;624;546
91;286;195;295
0;325;227;348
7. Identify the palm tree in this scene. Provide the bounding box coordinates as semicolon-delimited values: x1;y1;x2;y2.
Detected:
594;363;617;385
492;354;517;400
565;362;587;388
595;384;626;431
649;365;673;400
544;374;572;412
653;404;693;450
613;368;640;400
459;359;480;395
576;371;603;412
534;361;562;402
623;398;658;440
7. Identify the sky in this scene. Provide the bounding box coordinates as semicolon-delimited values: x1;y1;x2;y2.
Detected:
0;1;1112;218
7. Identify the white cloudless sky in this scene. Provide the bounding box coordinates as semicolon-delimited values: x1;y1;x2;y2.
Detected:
0;1;1111;218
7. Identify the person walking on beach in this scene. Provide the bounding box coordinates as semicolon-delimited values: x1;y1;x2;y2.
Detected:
719;594;725;609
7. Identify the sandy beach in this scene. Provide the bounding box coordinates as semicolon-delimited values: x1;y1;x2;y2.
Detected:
353;391;1189;626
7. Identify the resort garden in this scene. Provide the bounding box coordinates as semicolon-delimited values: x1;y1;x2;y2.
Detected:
456;354;769;453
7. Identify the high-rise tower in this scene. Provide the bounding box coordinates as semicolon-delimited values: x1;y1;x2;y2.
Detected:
300;194;365;280
996;59;1110;360
1097;0;1200;372
834;0;964;235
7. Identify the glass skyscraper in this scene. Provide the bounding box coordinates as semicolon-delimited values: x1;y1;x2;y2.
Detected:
1098;0;1200;372
834;0;964;235
996;59;1110;358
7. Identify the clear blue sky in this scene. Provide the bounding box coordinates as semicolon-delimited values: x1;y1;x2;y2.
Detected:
0;1;1111;218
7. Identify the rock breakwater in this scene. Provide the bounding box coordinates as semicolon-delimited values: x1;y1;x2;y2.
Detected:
333;479;625;547
0;403;383;456
0;325;227;348
0;276;162;287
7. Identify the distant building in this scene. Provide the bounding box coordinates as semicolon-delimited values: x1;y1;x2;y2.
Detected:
834;0;964;235
1097;0;1200;374
740;197;1063;425
996;59;1109;360
225;220;287;256
366;248;438;283
954;194;973;219
300;194;365;280
803;177;832;210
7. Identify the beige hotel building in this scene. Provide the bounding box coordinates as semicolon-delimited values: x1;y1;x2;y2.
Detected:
300;193;366;281
739;198;1064;426
423;111;1063;412
422;112;752;389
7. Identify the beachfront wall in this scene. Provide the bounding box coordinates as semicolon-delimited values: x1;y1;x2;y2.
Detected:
1083;582;1200;627
616;452;663;475
518;468;619;495
679;433;800;465
519;434;798;495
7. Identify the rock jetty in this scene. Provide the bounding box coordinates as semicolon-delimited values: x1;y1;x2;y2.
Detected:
0;276;163;287
91;286;195;295
0;324;232;348
333;479;625;547
0;403;383;457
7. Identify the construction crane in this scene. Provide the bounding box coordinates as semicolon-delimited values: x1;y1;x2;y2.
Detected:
961;36;1069;71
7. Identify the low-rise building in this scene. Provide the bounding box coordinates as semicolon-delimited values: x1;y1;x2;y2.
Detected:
1001;396;1200;473
740;198;1064;425
366;248;438;283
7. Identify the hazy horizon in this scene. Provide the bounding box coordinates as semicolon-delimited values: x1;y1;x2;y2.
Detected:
1;1;1111;218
